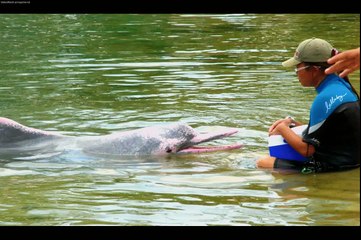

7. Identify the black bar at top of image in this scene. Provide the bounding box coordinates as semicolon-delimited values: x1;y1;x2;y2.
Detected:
0;0;360;14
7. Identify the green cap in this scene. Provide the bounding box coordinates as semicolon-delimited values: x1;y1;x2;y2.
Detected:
282;38;334;67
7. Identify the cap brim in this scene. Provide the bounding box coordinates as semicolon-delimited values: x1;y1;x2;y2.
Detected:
282;57;301;67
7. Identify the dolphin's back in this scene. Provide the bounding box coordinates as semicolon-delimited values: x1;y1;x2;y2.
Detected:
0;117;59;146
79;123;197;155
81;133;163;155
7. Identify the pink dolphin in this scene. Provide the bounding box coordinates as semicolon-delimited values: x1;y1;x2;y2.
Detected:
0;117;242;157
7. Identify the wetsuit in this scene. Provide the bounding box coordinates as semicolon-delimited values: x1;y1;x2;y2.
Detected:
275;74;360;172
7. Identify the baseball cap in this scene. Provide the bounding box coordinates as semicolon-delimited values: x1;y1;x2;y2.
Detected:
282;38;334;67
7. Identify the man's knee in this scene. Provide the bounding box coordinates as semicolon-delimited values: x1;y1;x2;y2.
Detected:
256;156;276;168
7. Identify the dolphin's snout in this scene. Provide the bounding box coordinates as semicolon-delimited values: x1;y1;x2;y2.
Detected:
177;128;242;154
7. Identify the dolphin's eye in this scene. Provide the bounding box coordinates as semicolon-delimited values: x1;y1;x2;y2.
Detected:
166;147;172;153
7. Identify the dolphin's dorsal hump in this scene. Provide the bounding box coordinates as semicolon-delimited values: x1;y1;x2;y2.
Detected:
0;117;57;145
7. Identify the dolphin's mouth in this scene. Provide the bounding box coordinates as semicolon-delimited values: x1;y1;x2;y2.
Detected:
177;128;243;154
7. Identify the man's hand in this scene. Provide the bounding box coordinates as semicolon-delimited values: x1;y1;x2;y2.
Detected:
325;47;360;78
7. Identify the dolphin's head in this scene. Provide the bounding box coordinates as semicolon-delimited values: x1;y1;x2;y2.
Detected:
153;123;242;155
153;123;197;154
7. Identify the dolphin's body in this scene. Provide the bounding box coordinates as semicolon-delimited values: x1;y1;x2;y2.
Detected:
0;117;242;158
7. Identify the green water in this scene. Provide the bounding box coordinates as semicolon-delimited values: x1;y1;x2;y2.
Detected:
0;14;359;226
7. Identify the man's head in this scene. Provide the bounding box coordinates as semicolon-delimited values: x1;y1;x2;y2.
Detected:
282;38;334;68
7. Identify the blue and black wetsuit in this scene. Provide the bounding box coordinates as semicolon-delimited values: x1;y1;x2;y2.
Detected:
275;74;360;172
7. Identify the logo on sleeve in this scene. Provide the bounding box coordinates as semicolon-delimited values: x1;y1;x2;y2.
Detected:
325;93;347;114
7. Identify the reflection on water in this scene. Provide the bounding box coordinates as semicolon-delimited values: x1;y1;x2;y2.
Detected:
0;14;359;226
